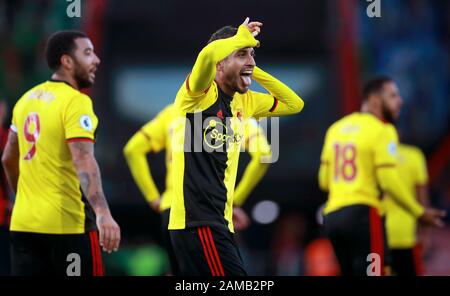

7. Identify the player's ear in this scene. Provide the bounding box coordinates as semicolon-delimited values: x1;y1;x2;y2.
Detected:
216;61;224;73
60;54;74;70
368;93;381;109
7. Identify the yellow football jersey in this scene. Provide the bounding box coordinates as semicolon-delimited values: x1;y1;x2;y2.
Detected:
233;117;272;207
320;112;399;215
383;144;428;248
169;79;290;232
126;105;271;213
10;80;98;234
167;25;303;232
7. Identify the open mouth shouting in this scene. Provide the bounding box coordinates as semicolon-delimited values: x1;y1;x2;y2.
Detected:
240;68;253;88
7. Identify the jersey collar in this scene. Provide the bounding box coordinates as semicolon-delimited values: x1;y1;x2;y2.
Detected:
48;79;77;90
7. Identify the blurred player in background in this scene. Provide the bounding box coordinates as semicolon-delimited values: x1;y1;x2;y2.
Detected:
0;99;11;275
1;31;120;275
169;17;304;276
318;76;445;276
123;103;272;275
383;142;430;275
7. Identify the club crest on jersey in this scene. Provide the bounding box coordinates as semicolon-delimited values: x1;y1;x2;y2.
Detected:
236;110;243;121
79;115;93;131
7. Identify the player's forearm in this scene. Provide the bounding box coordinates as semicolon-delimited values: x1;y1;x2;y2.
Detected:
252;66;304;115
123;149;160;203
75;157;111;215
2;132;20;194
189;24;258;94
69;141;111;215
234;157;270;207
416;185;430;207
123;133;160;203
2;161;19;194
377;168;424;217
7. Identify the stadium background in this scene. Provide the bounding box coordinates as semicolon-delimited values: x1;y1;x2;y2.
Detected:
0;0;449;275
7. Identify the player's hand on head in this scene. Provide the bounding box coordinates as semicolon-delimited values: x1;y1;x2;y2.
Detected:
241;17;262;48
97;212;121;253
420;208;446;227
242;17;263;37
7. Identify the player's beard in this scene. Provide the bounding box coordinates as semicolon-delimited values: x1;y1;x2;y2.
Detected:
221;63;250;94
230;72;250;94
73;60;93;89
381;103;396;124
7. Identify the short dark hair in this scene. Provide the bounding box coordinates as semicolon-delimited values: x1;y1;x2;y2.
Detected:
362;76;393;101
45;30;88;71
207;26;238;44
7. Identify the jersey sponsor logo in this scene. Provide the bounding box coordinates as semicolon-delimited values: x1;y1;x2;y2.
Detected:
203;119;243;150
79;115;93;131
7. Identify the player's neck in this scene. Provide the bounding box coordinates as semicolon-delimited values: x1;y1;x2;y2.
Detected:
51;72;79;90
214;73;236;98
216;82;235;98
361;104;385;122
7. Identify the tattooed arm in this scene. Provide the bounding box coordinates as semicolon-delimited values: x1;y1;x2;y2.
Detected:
69;141;109;213
68;141;121;253
2;131;20;193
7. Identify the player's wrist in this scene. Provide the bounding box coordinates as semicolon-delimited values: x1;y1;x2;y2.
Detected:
237;24;258;47
415;205;425;218
95;208;112;217
149;198;161;211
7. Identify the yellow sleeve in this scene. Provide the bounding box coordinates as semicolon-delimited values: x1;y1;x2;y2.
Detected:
374;125;398;167
64;94;98;141
139;107;170;154
318;128;331;192
413;148;429;185
233;120;271;207
123;106;172;203
248;66;304;119
376;168;424;217
175;24;257;113
187;24;258;95
10;92;29;133
375;126;424;217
